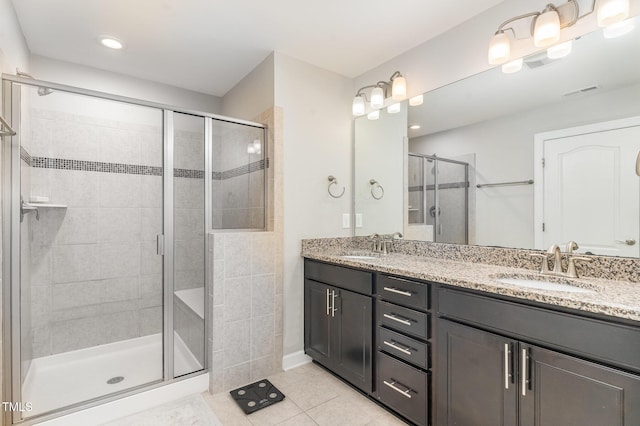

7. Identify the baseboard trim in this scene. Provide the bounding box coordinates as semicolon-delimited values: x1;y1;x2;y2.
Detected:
282;351;312;371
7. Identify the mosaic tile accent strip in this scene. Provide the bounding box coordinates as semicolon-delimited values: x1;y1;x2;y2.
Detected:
32;157;164;176
20;146;32;166
214;159;266;181
28;156;266;180
174;168;204;179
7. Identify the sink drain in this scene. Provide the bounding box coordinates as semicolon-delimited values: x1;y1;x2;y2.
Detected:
107;376;124;385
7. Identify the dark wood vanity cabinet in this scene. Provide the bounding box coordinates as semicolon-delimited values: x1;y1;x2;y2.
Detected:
437;288;640;426
376;275;431;426
304;260;373;393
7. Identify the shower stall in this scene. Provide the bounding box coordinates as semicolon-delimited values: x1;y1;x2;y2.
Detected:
1;75;267;424
408;153;469;244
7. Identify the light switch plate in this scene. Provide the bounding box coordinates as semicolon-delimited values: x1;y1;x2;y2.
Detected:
355;214;363;228
342;213;350;228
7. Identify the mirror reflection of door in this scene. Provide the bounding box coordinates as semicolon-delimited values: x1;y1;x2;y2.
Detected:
538;117;640;257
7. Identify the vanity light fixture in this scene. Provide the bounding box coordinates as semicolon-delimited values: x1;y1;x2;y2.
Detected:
387;103;401;114
409;94;424;106
352;71;407;116
487;0;632;70
502;58;524;74
367;110;380;120
99;36;125;50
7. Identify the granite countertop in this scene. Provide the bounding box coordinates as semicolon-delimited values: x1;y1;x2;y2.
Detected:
302;249;640;323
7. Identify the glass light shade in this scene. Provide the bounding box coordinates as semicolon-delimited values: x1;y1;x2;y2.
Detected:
352;96;365;116
501;58;523;74
488;32;511;65
387;103;401;114
547;40;573;59
597;0;630;27
603;19;635;38
409;94;424;106
534;10;561;47
391;76;407;100
370;87;385;109
367;110;380;120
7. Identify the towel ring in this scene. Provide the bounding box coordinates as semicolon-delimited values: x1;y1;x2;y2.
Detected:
369;179;384;200
327;175;345;198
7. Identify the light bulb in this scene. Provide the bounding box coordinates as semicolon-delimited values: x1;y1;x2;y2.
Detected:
367;110;380;120
597;0;630;27
352;96;365;116
547;40;573;59
534;9;561;47
409;94;424;106
387;103;401;114
488;32;511;65
391;76;407;100
370;87;384;109
603;19;635;38
501;58;523;74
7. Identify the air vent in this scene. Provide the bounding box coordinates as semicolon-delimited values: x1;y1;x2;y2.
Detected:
563;85;600;97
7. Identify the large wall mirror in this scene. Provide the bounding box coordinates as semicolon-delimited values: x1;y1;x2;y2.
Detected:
354;27;640;258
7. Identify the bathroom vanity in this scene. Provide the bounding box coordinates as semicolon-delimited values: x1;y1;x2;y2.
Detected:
302;245;640;426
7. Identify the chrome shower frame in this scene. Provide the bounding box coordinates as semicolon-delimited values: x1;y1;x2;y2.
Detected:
1;74;268;425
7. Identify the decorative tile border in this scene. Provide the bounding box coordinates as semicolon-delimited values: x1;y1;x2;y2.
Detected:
21;148;266;181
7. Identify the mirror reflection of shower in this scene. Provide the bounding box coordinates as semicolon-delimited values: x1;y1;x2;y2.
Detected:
408;153;469;244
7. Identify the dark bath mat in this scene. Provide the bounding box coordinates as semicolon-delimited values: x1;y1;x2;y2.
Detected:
229;379;285;414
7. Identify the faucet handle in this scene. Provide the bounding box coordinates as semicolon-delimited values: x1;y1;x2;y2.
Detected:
566;241;579;254
566;255;592;278
530;253;551;274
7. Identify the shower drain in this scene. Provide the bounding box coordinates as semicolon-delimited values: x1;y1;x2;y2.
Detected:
107;376;124;385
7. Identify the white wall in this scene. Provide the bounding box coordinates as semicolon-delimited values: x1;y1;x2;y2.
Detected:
410;83;640;249
0;0;30;74
30;55;222;114
354;107;407;236
274;52;353;357
222;53;274;120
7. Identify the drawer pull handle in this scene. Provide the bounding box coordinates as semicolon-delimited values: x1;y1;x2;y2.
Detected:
383;287;412;297
383;340;412;355
326;288;330;316
383;380;412;399
383;313;412;326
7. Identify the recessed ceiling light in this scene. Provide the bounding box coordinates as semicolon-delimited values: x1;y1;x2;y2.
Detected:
100;37;125;50
409;124;421;130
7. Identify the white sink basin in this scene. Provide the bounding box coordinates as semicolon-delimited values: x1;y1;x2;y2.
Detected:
496;277;596;293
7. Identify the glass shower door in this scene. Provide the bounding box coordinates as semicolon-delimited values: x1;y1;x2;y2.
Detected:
13;82;165;418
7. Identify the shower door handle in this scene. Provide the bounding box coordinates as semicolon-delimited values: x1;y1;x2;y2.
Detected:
156;234;165;255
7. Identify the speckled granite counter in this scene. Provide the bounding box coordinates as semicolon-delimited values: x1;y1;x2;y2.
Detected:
302;242;640;323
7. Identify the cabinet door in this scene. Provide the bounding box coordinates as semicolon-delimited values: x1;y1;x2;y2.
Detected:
520;344;640;426
332;288;373;393
304;279;332;365
437;319;517;426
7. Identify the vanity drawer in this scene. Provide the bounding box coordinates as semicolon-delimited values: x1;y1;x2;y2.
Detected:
377;351;429;426
378;327;429;369
378;275;429;310
304;259;373;295
377;300;430;340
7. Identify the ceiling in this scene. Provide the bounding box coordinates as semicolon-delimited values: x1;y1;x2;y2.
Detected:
11;0;505;97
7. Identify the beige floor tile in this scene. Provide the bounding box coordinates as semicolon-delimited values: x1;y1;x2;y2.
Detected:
201;392;252;426
306;392;384;426
246;398;303;426
365;410;411;425
274;412;318;426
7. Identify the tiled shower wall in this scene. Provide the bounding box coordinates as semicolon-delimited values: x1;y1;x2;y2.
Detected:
212;123;265;229
27;107;165;357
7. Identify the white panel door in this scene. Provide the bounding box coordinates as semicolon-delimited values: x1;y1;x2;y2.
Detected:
543;125;640;257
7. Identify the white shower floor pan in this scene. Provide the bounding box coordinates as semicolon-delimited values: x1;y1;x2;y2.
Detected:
23;332;202;418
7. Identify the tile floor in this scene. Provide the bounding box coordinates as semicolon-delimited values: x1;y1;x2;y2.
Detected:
201;362;410;425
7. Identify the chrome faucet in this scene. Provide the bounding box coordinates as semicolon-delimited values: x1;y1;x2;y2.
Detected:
369;233;380;252
532;242;592;278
